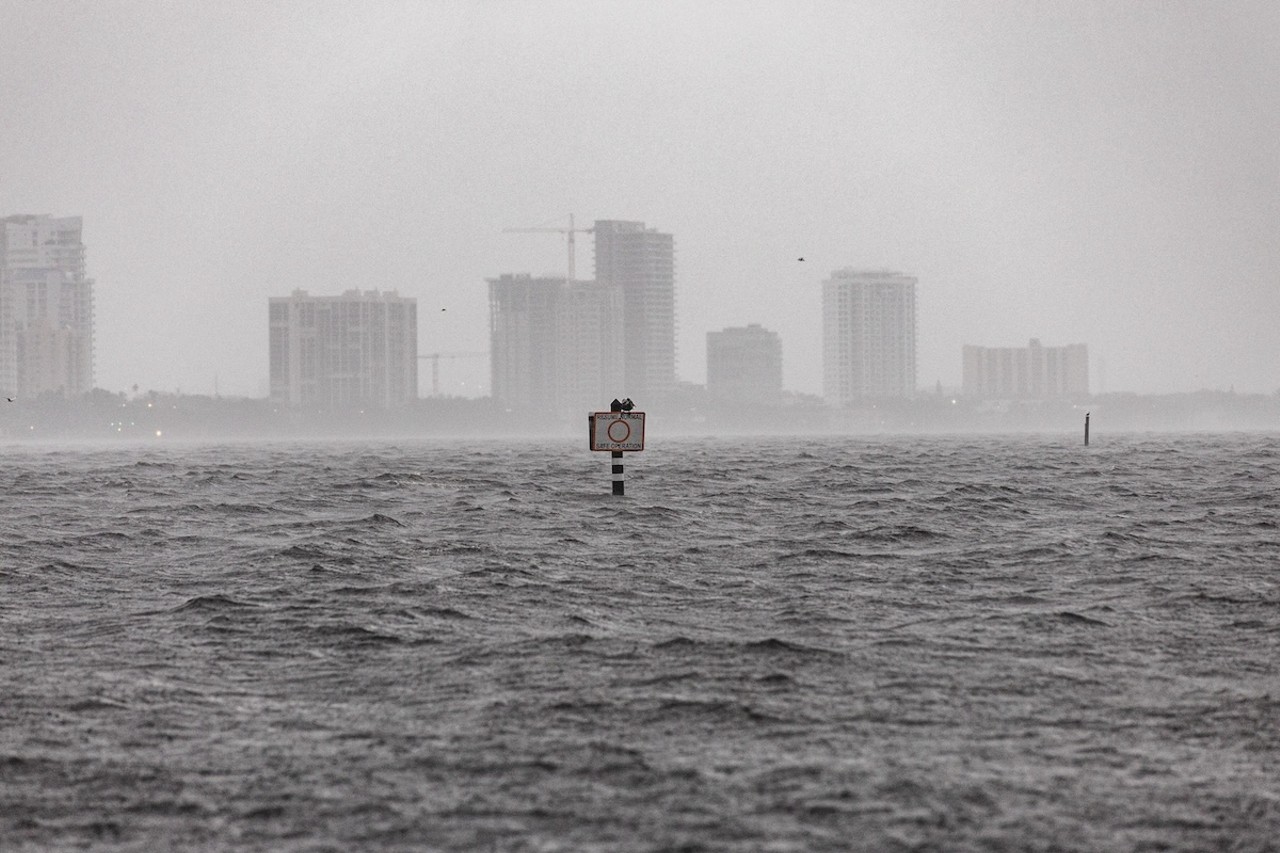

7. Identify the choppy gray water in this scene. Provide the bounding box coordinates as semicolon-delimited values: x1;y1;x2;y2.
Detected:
2;433;1278;852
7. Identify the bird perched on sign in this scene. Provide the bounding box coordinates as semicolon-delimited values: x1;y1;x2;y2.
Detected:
620;398;634;411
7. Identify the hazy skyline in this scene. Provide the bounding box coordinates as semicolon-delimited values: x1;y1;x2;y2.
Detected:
3;1;1277;399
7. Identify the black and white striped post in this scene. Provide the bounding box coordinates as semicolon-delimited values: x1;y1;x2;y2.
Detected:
589;398;645;496
611;450;625;495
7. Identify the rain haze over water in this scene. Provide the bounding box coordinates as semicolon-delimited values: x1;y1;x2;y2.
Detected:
4;2;1280;851
1;1;1278;400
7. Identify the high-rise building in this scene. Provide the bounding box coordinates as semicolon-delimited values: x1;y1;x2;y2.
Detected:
962;339;1089;399
706;324;782;406
822;268;917;405
557;278;623;415
487;275;564;414
487;217;674;419
0;215;94;397
268;289;417;408
487;274;620;417
592;220;675;404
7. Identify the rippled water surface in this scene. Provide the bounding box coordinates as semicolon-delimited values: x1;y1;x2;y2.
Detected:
2;433;1279;851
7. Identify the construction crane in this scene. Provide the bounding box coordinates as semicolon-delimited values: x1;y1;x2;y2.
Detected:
418;352;488;396
502;213;594;282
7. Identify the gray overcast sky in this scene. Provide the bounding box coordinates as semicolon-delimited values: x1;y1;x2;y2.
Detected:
3;0;1277;398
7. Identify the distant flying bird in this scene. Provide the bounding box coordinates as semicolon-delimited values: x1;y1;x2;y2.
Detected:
797;257;805;262
5;397;13;402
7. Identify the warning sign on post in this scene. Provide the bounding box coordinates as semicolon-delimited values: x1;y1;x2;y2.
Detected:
589;411;646;451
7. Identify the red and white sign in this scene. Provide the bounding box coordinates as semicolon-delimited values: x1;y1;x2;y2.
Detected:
589;411;646;451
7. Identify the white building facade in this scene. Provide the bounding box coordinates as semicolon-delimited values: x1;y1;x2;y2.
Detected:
269;289;417;408
962;339;1089;399
593;220;675;405
0;215;95;398
822;268;917;405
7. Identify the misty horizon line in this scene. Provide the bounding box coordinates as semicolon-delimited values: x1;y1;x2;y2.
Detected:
3;389;1277;444
9;210;1272;399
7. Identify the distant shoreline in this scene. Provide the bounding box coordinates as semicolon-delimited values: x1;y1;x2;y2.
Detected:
1;388;1276;442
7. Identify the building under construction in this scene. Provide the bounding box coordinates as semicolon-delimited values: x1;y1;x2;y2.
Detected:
490;218;675;420
487;274;620;418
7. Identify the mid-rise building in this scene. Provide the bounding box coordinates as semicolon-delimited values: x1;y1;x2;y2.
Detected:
593;220;675;404
0;215;94;397
268;289;417;408
822;268;917;405
962;338;1089;399
487;275;565;414
706;323;782;406
487;273;620;417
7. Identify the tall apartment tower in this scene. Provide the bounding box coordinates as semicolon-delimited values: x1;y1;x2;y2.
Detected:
592;220;675;404
268;289;417;408
962;339;1089;398
822;268;917;405
0;215;95;398
487;275;563;414
487;274;620;418
707;324;783;406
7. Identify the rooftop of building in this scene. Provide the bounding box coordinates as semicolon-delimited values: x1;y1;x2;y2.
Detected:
275;288;410;301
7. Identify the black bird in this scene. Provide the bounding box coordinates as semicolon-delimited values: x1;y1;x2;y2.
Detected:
797;257;805;262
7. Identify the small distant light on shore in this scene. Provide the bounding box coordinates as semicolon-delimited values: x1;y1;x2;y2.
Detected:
155;430;163;437
951;399;957;405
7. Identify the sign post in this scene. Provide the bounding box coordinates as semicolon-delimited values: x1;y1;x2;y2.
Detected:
611;449;624;495
589;399;645;495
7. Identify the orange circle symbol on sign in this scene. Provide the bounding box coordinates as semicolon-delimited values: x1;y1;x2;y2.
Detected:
606;419;632;443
